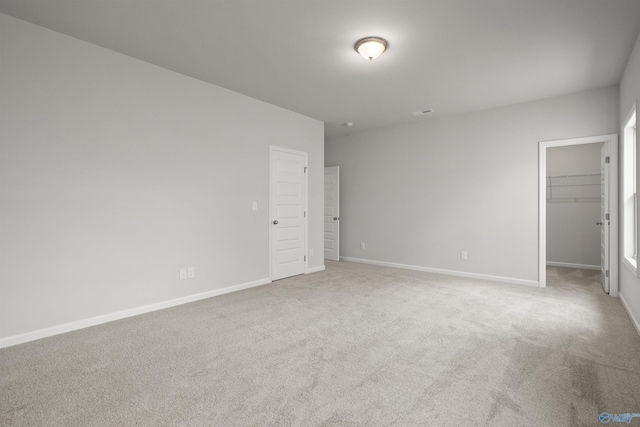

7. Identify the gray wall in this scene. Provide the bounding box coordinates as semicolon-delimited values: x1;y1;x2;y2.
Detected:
0;14;324;339
619;32;640;329
546;144;602;267
326;86;619;282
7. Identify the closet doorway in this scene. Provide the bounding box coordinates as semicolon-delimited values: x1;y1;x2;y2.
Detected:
538;134;618;296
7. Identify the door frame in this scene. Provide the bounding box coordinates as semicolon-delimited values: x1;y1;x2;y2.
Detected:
538;134;619;295
269;145;308;281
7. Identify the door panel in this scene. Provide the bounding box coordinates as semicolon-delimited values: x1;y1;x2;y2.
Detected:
601;143;610;293
271;148;306;280
324;166;340;261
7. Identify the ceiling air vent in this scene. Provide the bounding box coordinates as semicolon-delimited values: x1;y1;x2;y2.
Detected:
411;109;434;116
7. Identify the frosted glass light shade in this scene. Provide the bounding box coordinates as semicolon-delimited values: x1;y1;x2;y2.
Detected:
354;37;388;60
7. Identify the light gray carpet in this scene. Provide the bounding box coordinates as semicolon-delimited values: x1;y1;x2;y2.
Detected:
1;262;639;426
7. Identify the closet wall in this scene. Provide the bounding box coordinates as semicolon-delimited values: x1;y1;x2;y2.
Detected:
546;143;603;268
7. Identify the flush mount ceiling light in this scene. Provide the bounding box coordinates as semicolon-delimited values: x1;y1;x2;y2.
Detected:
354;37;388;60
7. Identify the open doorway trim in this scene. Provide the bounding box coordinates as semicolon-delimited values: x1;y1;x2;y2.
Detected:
539;134;619;295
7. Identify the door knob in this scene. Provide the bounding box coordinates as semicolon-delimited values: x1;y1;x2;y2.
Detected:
596;221;603;225
333;217;338;220
273;220;278;225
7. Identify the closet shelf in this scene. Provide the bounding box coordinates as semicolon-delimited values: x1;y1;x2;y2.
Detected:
546;173;601;202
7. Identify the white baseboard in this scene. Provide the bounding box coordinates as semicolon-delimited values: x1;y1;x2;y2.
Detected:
340;257;539;287
619;292;640;337
0;277;272;349
307;265;326;274
546;261;600;270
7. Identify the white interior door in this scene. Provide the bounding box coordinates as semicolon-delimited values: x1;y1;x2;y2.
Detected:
600;143;610;293
270;147;306;281
324;166;340;261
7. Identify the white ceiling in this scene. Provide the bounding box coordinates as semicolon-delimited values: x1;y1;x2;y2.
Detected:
1;0;640;138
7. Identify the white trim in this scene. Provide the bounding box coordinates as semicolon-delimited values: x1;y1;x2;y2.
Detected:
306;265;326;274
619;292;640;337
539;134;619;296
341;257;539;287
623;256;637;275
0;277;271;349
622;103;638;279
622;102;637;132
269;145;309;280
546;261;600;270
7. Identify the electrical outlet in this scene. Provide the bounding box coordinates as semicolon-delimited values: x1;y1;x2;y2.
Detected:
179;268;187;280
361;242;366;249
310;248;314;256
252;201;257;211
188;267;195;278
461;251;468;260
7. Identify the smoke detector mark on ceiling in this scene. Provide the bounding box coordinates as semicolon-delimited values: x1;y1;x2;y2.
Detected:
411;109;435;116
